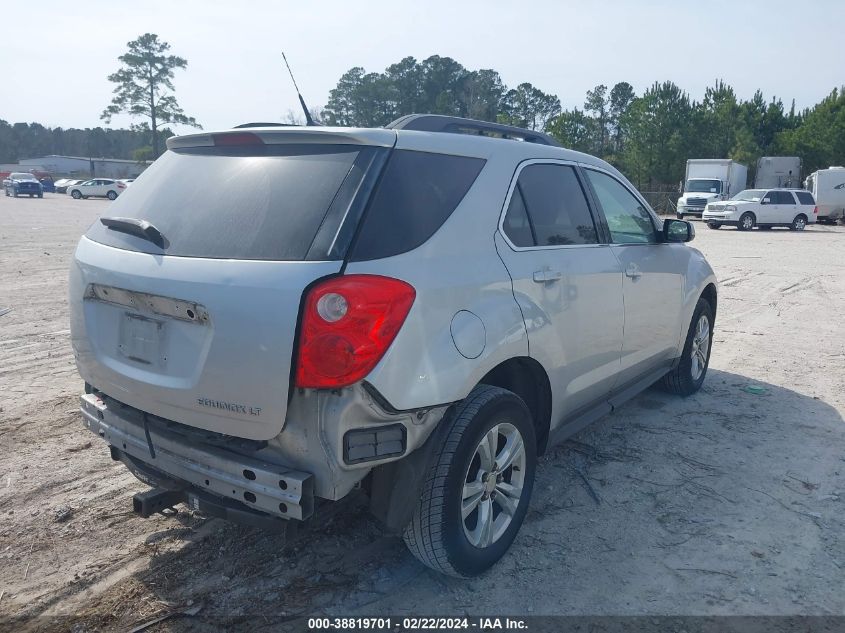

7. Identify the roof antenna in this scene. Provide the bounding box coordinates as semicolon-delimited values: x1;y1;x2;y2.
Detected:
282;52;317;126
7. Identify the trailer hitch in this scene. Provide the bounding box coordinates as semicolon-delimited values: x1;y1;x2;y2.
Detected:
133;488;186;518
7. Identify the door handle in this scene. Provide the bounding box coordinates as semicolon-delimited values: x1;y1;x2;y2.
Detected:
625;264;642;279
533;268;563;283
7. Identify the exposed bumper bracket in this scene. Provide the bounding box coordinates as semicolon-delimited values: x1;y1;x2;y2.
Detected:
81;393;315;521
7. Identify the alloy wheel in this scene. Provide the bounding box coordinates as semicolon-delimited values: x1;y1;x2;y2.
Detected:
690;314;710;381
461;422;526;548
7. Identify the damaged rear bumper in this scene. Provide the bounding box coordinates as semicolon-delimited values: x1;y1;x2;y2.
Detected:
80;393;314;521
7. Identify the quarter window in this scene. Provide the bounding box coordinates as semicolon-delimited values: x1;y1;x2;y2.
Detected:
502;164;598;247
502;186;535;247
350;150;486;261
795;191;815;205
584;169;658;244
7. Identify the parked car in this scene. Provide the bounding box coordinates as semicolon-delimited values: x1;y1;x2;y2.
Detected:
703;188;817;231
67;178;127;200
70;115;718;577
4;172;43;198
55;179;78;193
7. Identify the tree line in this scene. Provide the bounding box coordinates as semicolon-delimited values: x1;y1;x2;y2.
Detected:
0;120;173;165
4;44;844;192
323;55;845;190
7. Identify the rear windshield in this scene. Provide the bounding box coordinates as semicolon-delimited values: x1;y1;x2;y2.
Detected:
85;145;371;260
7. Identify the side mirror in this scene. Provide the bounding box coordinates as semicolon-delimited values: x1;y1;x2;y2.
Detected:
663;218;695;243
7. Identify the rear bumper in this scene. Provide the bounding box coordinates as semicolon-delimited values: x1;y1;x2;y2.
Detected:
80;393;315;521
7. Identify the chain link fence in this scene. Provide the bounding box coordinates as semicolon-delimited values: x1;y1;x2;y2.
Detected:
640;187;681;216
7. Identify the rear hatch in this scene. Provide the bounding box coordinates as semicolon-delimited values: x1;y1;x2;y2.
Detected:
70;128;395;441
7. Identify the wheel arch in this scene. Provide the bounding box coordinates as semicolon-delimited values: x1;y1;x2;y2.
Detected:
477;356;552;455
700;282;717;324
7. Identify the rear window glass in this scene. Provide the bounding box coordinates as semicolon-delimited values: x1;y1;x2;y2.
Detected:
349;150;485;261
772;190;796;204
84;145;366;260
795;191;815;205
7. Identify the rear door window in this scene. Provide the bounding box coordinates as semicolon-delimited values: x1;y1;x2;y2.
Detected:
349;150;485;261
85;145;376;261
773;191;796;204
502;163;598;247
795;191;815;205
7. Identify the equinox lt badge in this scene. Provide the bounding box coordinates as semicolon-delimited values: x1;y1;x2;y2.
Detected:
197;397;261;416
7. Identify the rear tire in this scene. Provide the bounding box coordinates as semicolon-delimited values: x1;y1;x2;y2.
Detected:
707;222;721;229
107;190;117;200
790;214;807;231
737;212;755;231
403;385;536;577
660;298;714;396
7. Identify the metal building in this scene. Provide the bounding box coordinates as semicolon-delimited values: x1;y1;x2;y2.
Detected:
17;155;149;178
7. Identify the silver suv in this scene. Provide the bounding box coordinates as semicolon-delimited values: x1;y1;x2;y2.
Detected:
69;115;718;577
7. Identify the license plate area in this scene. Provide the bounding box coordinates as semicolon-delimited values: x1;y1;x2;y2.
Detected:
118;313;165;366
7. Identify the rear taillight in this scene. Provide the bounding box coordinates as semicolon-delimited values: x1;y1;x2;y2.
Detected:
295;275;416;389
813;206;818;215
117;182;126;189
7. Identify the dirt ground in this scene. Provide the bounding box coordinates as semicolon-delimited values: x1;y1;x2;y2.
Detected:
1;193;844;631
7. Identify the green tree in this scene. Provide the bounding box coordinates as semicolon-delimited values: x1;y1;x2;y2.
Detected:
459;69;505;121
546;108;592;152
776;88;845;174
609;82;636;155
101;33;200;158
621;81;693;188
499;83;561;131
584;84;609;154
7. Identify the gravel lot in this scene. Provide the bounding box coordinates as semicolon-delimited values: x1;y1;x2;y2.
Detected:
1;193;844;631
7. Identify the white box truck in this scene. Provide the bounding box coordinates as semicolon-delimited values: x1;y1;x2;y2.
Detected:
755;156;801;189
804;166;845;223
677;159;748;219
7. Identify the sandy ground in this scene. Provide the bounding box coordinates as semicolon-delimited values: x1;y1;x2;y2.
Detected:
1;193;844;631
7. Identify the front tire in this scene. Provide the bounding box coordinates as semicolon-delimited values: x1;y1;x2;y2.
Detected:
660;298;714;396
403;385;536;577
737;212;755;231
790;214;807;231
71;190;82;199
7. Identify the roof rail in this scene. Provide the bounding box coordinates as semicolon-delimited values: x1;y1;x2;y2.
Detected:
385;114;561;147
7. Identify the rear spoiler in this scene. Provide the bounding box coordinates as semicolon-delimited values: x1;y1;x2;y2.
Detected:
167;127;396;151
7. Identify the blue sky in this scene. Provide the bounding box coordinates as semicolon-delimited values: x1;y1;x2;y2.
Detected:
4;0;844;131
